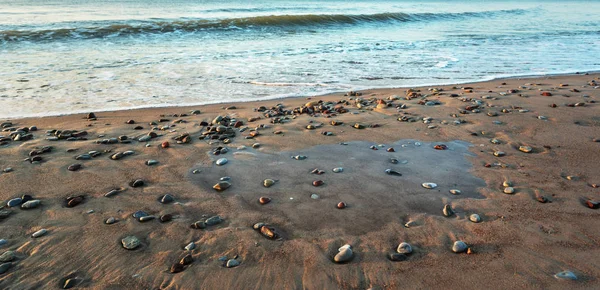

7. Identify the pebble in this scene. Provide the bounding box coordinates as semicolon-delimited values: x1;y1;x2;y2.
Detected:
388;253;408;262
504;187;515;194
260;225;278;239
334;246;353;263
490;138;501;144
0;240;7;247
469;214;481;223
554;271;577;280
422;183;437;189
449;189;461;195
519;145;533;153
291;155;307;160
159;194;175;204
213;181;231;191
337;202;347;209
502;181;513;187
184;242;196;251
146;159;159;166
132;210;149;219
0;251;15;262
493;151;506;157
263;179;276;188
66;196;84;208
205;215;223;226
63;278;80;289
104;187;125;197
6;198;22;207
130;179;145;188
216;158;228;165
397;242;412;254
160;214;173;222
443;204;454;217
180;254;194;265
310;194;319;199
0;262;11;274
105;217;117;224
138;216;155;222
452;241;468;253
226;259;240;268
122;236;141;250
312;180;324;187
31;229;48;238
259;197;271;204
21;200;41;209
385;169;402;176
332;167;343;173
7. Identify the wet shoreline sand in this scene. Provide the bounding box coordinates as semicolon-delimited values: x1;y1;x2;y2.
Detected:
1;73;599;289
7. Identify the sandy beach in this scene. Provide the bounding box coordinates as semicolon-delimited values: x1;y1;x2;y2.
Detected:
1;73;599;289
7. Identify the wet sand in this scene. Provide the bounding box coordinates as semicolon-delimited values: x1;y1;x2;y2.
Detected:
1;73;599;289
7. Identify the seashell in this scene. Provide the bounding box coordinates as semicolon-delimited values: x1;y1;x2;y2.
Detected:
422;182;437;189
213;181;231;191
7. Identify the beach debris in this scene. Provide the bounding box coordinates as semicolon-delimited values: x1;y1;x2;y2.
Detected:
334;244;354;263
422;183;437;189
452;241;468;253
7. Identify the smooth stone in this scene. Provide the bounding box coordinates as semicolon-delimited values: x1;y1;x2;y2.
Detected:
253;222;265;231
388;253;408;262
334;247;353;263
385;169;402;176
205;216;223;226
0;240;7;247
184;242;196;251
337;202;347;209
397;242;412;254
191;221;207;229
422;183;437;189
138;135;151;142
216;158;228;166
21;194;33;203
260;226;278;239
132;210;149;219
31;229;48;238
213;181;231;191
105;217;117;224
63;278;80;289
138;216;155;222
493;151;506;157
67;164;82;171
259;197;271;204
130;179;144;188
338;244;351;251
503;181;513;187
21;200;41;209
263;179;275;188
160;194;175;204
469;214;481;223
449;189;461;195
7;198;22;207
443;204;454;217
66;196;84;208
121;236;141;250
0;262;11;274
146;159;159;166
160;214;173;222
519;145;533;153
180;254;194;265
0;251;15;262
554;271;577;280
504;187;515;194
220;176;231;181
452;241;468;253
332;167;343;173
226;259;240;268
310;194;319;199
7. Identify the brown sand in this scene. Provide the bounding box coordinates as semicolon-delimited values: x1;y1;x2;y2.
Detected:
1;73;599;289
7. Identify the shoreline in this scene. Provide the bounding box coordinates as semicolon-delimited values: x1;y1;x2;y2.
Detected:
1;72;599;289
3;70;599;120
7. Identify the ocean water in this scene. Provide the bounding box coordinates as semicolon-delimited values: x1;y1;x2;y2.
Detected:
0;0;599;118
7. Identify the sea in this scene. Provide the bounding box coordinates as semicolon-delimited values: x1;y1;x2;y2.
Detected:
0;0;599;118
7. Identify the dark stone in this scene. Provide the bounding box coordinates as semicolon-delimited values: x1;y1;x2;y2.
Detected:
160;214;173;223
130;179;145;188
67;164;82;171
159;194;174;204
170;263;186;273
66;196;84;208
132;210;149;219
388;253;408;262
180;254;194;265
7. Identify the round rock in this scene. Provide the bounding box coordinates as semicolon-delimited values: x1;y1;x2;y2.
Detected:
396;242;412;254
216;158;228;166
469;214;481;223
334;247;353;263
452;241;468;253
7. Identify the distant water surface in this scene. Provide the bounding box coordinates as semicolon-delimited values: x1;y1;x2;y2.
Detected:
0;0;599;118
